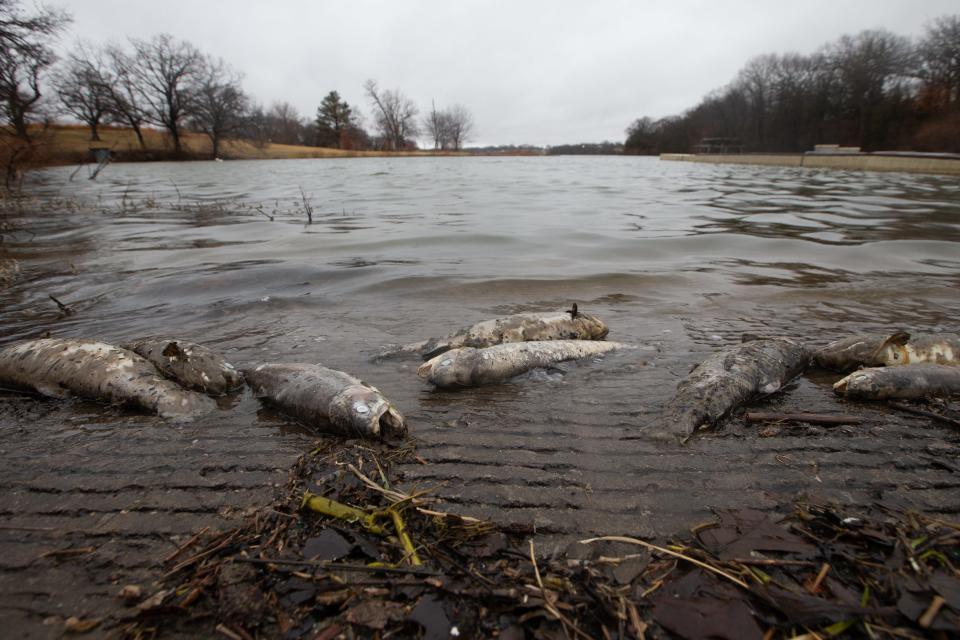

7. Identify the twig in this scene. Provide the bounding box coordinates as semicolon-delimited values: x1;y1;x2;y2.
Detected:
38;546;96;559
887;402;960;429
89;144;116;180
236;557;441;576
918;595;945;629
733;558;817;567
169;179;182;201
390;508;423;566
162;530;238;579
807;562;830;593
530;539;591;640
68;162;85;182
580;536;750;589
215;624;246;640
745;412;863;425
164;526;210;563
48;294;73;316
346;463;418;504
299;186;313;224
416;508;484;524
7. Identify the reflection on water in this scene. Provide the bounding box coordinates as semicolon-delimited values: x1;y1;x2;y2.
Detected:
2;156;959;349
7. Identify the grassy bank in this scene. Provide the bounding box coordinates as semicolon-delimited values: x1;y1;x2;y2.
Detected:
2;124;473;172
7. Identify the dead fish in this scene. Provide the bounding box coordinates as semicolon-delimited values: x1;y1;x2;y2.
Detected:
834;363;960;400
0;258;20;287
0;338;216;420
122;338;244;396
243;363;406;439
382;309;610;359
813;331;960;371
417;339;626;388
664;337;810;439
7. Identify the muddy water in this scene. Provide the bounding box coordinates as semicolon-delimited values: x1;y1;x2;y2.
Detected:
2;157;959;628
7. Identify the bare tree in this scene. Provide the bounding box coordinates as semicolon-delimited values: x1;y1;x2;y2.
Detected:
266;101;303;145
734;55;778;149
0;0;71;140
422;102;475;150
240;102;269;149
826;29;914;145
102;44;148;148
444;104;474;150
918;15;960;109
190;56;247;158
364;79;418;150
54;42;111;141
128;34;203;155
422;100;448;149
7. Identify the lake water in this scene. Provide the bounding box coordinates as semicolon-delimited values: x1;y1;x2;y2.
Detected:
6;156;960;347
1;157;959;590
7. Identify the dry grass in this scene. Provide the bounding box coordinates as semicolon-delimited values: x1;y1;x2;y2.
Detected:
2;124;472;169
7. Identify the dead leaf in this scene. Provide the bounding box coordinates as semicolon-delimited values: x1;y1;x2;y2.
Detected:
344;600;406;630
408;595;451;640
138;589;172;611
64;617;100;633
651;570;762;640
697;509;816;559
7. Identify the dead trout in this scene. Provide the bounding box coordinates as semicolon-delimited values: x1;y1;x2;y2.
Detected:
813;331;960;372
382;308;609;359
243;364;406;439
417;339;626;388
664;337;810;439
122;338;244;396
834;363;960;400
0;338;216;420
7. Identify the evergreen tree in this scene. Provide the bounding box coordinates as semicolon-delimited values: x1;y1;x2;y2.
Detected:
314;90;351;148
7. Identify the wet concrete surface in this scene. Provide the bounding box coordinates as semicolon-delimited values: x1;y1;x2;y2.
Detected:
3;305;956;637
0;397;312;637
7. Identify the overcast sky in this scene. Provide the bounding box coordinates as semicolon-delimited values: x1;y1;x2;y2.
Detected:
53;0;958;146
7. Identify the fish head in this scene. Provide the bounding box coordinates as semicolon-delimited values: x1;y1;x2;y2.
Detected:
577;313;610;340
832;370;878;397
329;385;406;439
417;348;479;387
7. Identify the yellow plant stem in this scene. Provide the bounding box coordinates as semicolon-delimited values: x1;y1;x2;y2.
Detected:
390;508;423;566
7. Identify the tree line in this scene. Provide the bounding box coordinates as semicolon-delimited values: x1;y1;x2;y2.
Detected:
0;0;475;160
625;15;960;154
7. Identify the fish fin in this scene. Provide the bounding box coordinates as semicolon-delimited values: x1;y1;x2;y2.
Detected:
34;382;71;399
869;331;910;362
421;344;451;360
162;341;186;360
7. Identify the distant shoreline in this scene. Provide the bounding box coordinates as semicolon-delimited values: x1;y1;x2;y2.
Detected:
3;124;552;172
661;152;960;177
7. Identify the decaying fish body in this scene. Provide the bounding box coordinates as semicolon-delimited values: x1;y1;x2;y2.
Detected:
814;331;960;372
0;338;216;420
243;363;406;439
834;363;960;400
417;339;626;388
664;337;810;438
122;338;244;396
385;310;610;359
0;258;19;287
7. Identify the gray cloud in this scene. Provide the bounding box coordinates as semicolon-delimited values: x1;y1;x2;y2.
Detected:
53;0;959;146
